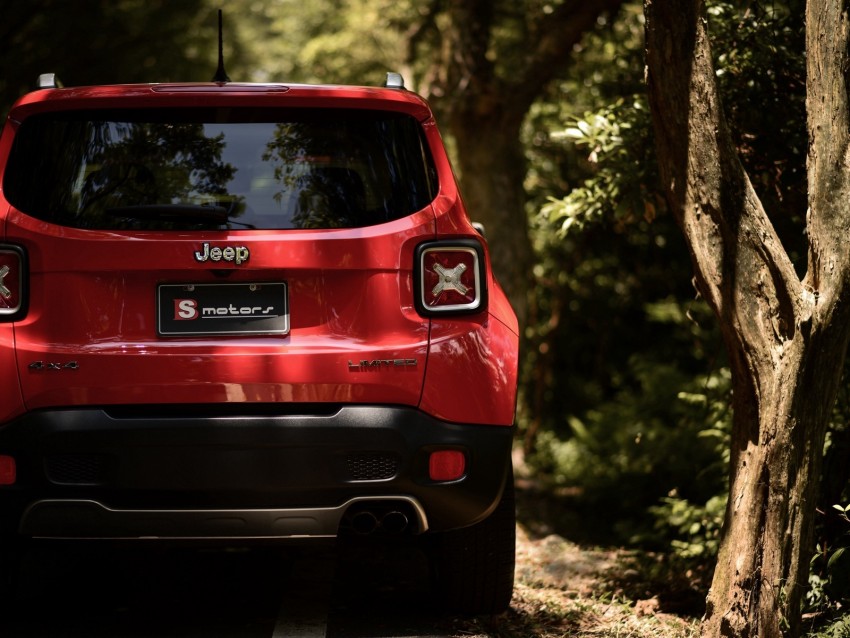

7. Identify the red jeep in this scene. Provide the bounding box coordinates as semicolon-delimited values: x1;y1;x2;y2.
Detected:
0;72;519;614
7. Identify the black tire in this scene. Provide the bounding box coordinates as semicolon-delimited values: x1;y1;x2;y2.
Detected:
0;537;23;599
429;473;516;615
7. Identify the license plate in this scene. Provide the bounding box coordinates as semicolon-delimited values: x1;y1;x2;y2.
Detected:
157;283;289;336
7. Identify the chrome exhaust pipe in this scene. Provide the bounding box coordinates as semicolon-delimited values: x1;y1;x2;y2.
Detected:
350;510;379;535
380;510;409;534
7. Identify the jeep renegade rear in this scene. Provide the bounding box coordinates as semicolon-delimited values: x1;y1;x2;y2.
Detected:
0;75;519;614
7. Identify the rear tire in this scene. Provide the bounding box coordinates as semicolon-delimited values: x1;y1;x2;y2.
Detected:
429;473;516;615
0;537;23;598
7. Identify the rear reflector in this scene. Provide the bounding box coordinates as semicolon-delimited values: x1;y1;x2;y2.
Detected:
429;450;466;481
415;240;487;315
0;245;26;321
0;455;16;486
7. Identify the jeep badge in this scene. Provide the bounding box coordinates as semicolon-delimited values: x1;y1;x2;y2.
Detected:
194;243;250;265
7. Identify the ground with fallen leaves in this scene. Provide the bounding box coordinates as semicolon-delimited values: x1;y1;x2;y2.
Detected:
499;525;699;638
449;455;705;638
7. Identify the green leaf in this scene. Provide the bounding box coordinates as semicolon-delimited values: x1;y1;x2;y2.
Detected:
828;546;846;570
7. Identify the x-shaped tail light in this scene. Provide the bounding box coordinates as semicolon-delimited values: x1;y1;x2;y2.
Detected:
431;262;469;297
0;246;26;321
415;240;487;315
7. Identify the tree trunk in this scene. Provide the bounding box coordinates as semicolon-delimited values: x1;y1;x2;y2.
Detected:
644;0;850;636
449;108;532;322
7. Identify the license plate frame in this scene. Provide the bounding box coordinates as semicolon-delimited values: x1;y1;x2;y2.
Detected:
157;282;290;337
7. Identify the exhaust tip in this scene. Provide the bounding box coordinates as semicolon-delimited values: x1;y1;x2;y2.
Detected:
380;511;408;534
350;510;379;535
341;500;422;536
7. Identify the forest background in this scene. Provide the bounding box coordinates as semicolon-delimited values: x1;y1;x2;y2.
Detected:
2;1;849;636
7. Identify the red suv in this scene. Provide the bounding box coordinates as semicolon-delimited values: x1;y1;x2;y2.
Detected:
0;73;519;614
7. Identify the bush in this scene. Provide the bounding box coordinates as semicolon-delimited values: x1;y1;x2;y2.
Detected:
526;360;731;543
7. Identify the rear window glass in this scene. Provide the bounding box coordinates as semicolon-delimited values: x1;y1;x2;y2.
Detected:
3;108;438;230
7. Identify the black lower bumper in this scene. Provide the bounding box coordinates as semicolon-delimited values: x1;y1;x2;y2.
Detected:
0;405;513;540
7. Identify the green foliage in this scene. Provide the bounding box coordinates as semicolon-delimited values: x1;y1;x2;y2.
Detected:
231;0;409;85
643;380;732;569
639;372;731;566
650;495;726;561
806;615;850;638
807;504;850;624
523;2;645;217
527;356;731;539
522;0;821;567
521;3;681;457
537;0;807;243
522;6;726;543
540;97;659;238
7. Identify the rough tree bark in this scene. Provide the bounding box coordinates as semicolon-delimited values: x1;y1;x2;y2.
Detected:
405;0;624;323
645;1;850;637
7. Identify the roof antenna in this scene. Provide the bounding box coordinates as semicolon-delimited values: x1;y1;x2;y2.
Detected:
212;9;231;83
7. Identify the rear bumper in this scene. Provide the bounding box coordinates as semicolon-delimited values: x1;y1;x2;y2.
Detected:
18;496;429;540
0;405;513;540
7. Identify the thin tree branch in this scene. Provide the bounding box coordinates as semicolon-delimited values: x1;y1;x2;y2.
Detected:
512;0;626;110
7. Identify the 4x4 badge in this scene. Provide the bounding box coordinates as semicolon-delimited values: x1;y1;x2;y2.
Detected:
29;360;79;371
194;243;250;265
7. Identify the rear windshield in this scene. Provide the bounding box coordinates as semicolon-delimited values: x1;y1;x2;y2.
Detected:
3;108;438;230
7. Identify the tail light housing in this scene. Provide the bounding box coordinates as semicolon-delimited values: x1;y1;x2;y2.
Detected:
415;240;487;315
0;455;16;485
0;245;27;321
429;449;466;481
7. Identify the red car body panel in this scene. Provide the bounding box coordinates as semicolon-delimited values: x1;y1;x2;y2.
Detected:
0;83;518;427
0;327;23;423
421;316;519;426
7;210;432;411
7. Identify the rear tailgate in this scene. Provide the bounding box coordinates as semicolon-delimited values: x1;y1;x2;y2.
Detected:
8;211;433;410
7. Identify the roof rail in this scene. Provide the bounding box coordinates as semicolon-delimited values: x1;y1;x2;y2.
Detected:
384;72;405;90
37;73;63;89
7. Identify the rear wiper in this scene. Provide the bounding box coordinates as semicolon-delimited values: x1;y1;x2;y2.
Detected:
106;204;229;224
